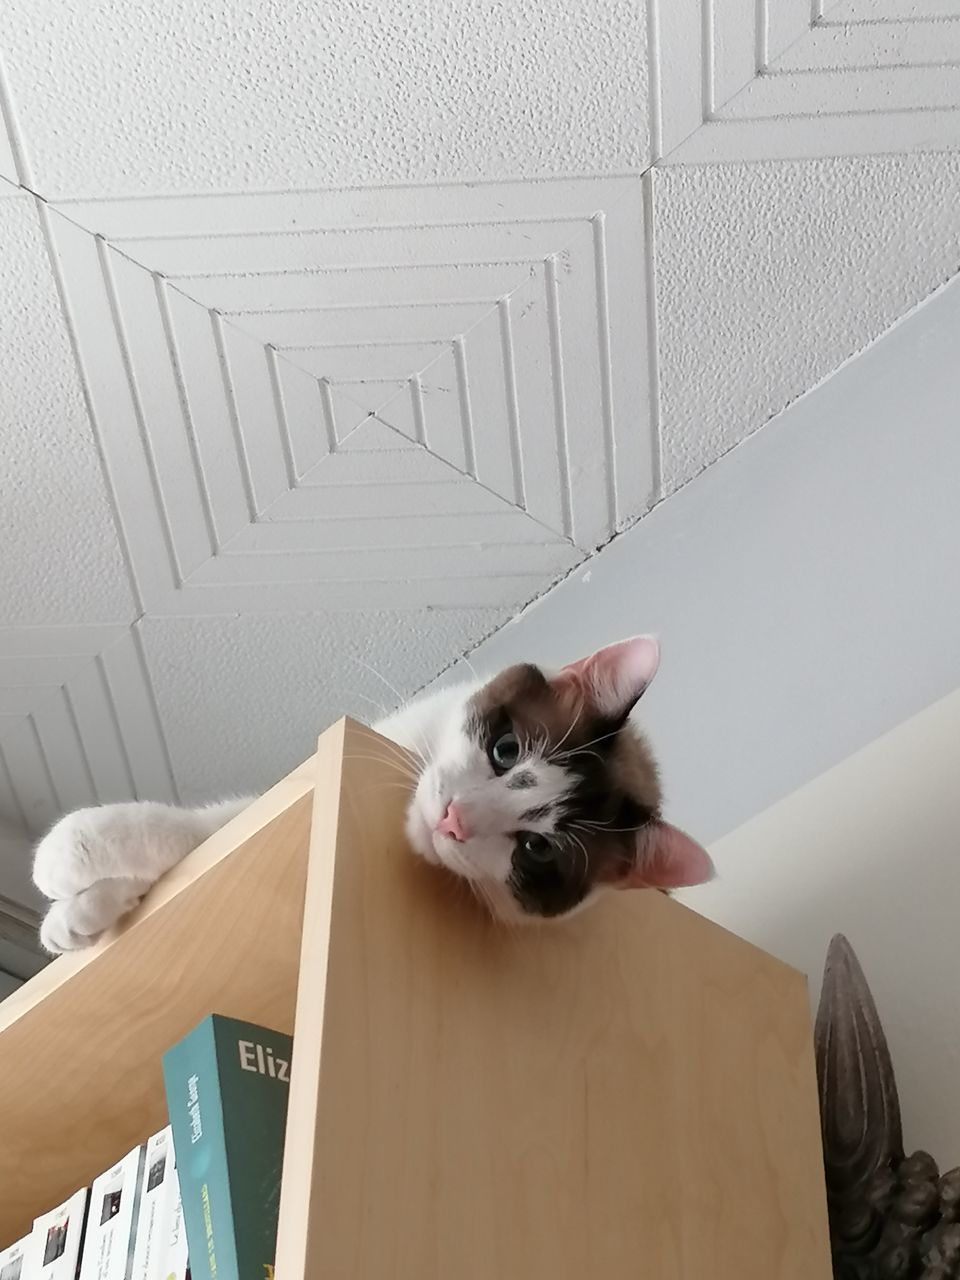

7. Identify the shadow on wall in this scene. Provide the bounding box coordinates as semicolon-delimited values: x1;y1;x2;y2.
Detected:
676;684;960;1169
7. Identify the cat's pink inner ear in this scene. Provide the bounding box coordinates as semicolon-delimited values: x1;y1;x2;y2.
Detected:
558;635;660;719
620;821;715;891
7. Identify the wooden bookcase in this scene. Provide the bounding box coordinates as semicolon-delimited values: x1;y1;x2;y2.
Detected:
0;719;832;1278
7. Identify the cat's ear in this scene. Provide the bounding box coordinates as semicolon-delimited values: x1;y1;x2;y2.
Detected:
618;820;714;891
555;635;660;720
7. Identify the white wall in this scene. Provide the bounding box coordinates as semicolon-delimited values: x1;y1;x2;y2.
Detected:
678;687;960;1167
441;273;960;849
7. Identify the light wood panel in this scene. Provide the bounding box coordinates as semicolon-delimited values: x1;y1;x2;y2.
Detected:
275;720;831;1280
0;754;316;1244
0;720;830;1277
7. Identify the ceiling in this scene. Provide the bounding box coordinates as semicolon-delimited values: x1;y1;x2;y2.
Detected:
2;0;959;948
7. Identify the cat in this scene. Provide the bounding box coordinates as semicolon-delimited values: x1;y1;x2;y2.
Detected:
32;635;713;953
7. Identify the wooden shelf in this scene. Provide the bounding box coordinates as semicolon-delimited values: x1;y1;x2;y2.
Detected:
0;719;832;1278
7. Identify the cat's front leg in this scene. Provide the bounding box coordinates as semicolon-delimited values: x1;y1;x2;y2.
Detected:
39;876;155;953
33;797;251;954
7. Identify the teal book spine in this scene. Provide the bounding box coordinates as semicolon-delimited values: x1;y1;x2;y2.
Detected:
162;1015;292;1280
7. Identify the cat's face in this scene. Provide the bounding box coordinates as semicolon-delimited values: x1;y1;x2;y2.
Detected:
405;636;713;920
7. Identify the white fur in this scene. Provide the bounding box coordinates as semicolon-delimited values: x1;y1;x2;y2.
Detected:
33;643;711;954
32;681;495;953
33;671;602;953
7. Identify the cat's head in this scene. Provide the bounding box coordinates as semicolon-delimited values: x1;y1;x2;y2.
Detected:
405;636;713;920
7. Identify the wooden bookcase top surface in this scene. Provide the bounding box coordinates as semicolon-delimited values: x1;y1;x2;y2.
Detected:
0;719;831;1279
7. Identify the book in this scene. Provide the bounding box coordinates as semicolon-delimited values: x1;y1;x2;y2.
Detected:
130;1130;173;1280
163;1015;292;1280
162;1171;189;1280
28;1189;89;1280
130;1129;189;1280
0;1236;30;1280
79;1145;145;1280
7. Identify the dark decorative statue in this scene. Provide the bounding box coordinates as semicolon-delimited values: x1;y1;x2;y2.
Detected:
815;934;960;1279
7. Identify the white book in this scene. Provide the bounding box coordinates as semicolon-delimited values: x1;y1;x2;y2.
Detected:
28;1189;89;1280
78;1146;145;1280
129;1130;175;1280
0;1235;32;1280
161;1169;188;1280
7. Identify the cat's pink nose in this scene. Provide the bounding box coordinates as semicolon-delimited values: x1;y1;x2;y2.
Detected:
437;802;469;842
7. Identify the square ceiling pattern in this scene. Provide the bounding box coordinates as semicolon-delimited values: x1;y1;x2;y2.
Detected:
1;0;959;942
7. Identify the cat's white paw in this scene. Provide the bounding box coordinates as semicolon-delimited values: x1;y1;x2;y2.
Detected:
33;807;118;900
38;876;152;955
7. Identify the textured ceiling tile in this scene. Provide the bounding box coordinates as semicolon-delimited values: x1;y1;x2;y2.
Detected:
653;152;960;491
139;609;509;803
0;188;135;625
656;0;960;164
40;180;651;617
0;0;649;199
0;626;177;849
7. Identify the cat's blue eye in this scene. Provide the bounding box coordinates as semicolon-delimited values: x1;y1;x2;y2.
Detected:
490;731;521;773
517;831;553;864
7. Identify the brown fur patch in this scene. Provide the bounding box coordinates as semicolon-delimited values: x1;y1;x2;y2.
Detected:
466;663;663;915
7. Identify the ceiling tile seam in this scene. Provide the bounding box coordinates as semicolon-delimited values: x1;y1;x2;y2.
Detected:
33;198;146;624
